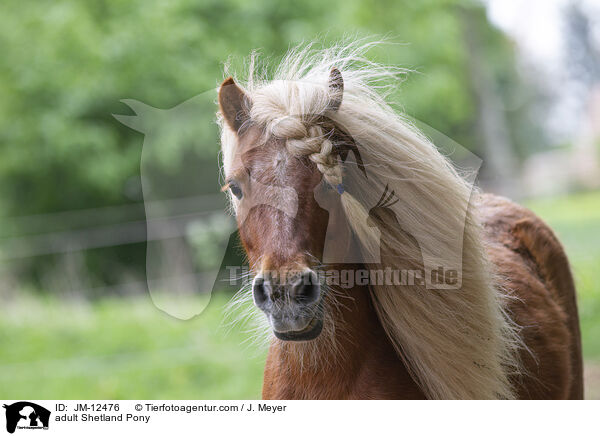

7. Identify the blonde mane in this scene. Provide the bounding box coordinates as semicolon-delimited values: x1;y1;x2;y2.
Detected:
219;40;521;400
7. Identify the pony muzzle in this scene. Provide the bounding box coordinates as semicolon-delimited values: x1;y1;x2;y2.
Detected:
252;269;323;341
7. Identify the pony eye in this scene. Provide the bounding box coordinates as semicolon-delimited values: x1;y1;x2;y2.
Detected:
229;181;243;199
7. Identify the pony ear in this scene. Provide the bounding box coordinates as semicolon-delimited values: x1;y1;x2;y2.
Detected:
327;67;344;111
218;77;250;133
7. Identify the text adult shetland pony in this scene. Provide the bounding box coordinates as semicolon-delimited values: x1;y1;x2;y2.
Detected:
217;43;583;399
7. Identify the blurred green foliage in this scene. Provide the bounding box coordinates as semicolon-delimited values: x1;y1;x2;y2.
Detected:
0;0;534;291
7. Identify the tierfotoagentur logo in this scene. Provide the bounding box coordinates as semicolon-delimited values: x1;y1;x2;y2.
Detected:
226;266;460;289
114;64;482;321
3;402;50;434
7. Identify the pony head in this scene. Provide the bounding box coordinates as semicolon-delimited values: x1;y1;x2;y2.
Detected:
218;67;356;341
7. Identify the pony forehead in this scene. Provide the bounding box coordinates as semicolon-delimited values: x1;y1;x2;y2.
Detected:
224;127;307;195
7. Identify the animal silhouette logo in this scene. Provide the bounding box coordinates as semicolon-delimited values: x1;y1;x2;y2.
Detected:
113;90;484;321
3;402;50;434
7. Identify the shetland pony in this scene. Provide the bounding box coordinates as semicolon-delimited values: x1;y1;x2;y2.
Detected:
217;42;583;399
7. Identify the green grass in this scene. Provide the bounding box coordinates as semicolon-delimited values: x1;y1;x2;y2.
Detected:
526;190;600;360
0;191;598;399
0;293;266;399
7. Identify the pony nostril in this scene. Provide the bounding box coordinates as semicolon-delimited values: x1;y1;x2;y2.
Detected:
293;271;321;305
252;277;270;307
